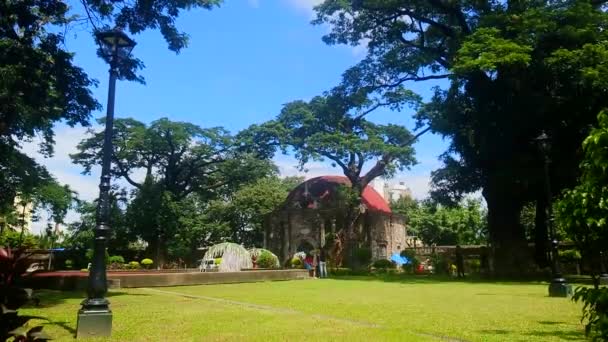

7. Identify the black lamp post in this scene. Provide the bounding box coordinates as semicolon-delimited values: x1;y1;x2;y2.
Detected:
76;28;135;338
534;131;571;297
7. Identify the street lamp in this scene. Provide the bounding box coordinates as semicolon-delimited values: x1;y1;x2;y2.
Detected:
534;131;571;297
76;28;136;338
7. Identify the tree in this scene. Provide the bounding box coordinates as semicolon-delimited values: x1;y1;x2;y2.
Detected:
0;1;99;214
1;0;223;214
33;182;78;233
72;117;275;266
313;0;608;274
206;176;303;247
556;110;608;287
392;196;487;246
240;92;423;264
81;0;223;81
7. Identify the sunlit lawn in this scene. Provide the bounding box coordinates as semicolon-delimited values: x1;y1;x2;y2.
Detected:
20;276;585;341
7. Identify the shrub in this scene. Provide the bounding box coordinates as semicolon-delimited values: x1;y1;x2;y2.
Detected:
0;230;39;249
86;249;109;264
141;258;154;269
80;269;89;272
291;257;303;268
400;249;420;273
214;258;222;265
0;248;51;340
257;251;278;269
64;259;74;270
572;286;608;340
108;255;125;265
128;261;141;269
430;253;450;275
372;259;395;269
559;249;582;262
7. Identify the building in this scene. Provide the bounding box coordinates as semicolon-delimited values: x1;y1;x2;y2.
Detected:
371;179;413;203
265;176;407;264
0;196;34;233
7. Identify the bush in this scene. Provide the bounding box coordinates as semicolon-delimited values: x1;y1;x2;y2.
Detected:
572;286;608;340
0;230;39;249
430;253;450;275
108;255;125;265
257;251;278;269
141;258;154;269
128;261;141;269
400;249;420;273
80;268;89;272
64;259;74;270
291;257;303;268
372;259;395;269
559;249;582;262
214;258;222;265
86;249;109;264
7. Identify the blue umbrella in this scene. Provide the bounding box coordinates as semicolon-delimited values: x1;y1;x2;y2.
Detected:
390;253;409;266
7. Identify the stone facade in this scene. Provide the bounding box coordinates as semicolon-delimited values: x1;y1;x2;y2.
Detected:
264;176;407;264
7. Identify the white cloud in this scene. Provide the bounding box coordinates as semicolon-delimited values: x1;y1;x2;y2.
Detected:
286;0;324;16
273;154;434;200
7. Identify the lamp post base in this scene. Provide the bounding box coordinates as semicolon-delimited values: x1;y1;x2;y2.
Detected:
548;277;572;297
76;308;112;338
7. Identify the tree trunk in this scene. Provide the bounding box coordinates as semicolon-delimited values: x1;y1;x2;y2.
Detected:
534;197;549;268
484;185;531;277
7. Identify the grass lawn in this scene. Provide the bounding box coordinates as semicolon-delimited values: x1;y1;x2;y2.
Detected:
19;276;585;341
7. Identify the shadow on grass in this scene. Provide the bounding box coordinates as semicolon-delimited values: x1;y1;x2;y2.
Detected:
45;320;77;337
524;330;585;341
478;327;585;341
328;273;551;286
24;290;149;308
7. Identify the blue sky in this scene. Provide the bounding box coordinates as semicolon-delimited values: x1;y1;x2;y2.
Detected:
24;0;450;231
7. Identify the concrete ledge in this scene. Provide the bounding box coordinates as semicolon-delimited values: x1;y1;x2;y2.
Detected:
28;269;309;291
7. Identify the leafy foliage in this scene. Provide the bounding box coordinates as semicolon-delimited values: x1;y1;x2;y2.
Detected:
572;286;608;341
312;0;608;273
108;255;125;265
141;258;154;269
255;250;279;269
392;196;487;245
0;1;99;215
72;117;274;266
0;248;49;341
372;259;395;270
556;110;608;283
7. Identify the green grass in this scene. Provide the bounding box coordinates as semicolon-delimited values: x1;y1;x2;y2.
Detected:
19;276;585;341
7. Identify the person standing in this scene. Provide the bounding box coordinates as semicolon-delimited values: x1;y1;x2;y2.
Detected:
318;248;327;278
456;245;465;278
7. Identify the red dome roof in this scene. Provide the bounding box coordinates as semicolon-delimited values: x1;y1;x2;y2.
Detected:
285;176;391;214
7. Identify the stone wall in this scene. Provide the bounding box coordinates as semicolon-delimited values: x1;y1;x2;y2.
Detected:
267;208;407;263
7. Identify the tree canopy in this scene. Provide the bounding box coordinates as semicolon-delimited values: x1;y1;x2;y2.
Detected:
312;0;608;273
0;0;223;216
392;196;487;246
72;117;276;265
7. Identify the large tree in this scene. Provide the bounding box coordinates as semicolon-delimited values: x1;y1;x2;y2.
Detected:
312;0;608;274
0;0;99;214
1;0;223;214
240;91;423;264
392;196;487;246
72;117;274;265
